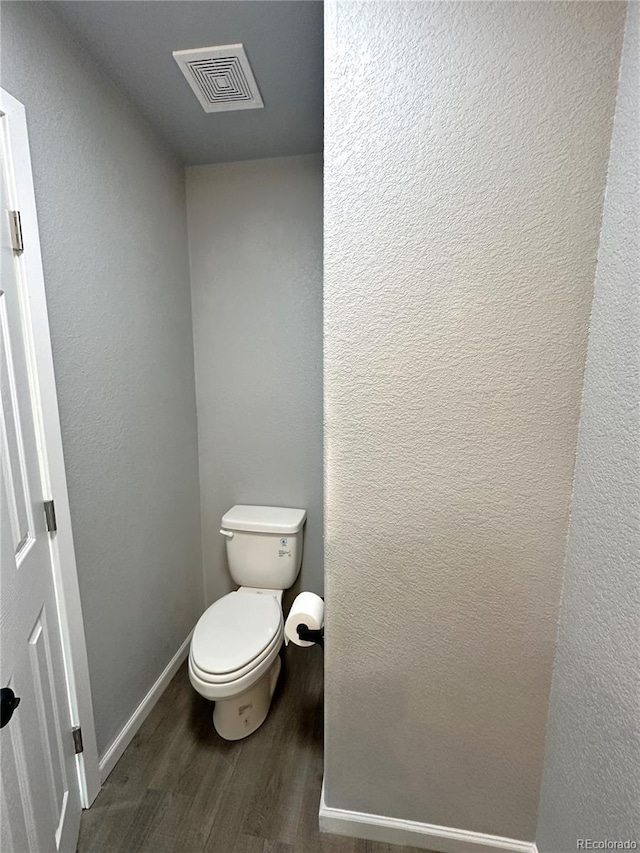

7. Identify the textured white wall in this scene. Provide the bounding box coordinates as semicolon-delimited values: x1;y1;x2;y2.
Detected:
186;155;323;602
1;3;202;756
324;0;625;841
536;5;640;849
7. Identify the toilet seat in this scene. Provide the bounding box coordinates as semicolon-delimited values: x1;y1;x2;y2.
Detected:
189;634;282;702
190;591;282;678
189;625;282;684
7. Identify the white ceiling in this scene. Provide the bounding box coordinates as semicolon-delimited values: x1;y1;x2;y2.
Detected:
51;1;323;166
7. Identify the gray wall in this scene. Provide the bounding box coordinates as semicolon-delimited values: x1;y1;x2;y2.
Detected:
186;155;323;602
536;5;640;850
1;3;202;757
323;0;625;841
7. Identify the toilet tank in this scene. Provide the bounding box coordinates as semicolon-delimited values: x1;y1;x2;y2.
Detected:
221;505;307;590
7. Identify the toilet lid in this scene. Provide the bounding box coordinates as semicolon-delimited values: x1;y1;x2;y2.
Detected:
191;592;282;675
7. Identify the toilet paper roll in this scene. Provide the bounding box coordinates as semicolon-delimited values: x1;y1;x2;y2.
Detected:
284;592;324;647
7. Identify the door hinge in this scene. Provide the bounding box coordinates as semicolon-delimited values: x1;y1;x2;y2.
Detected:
72;726;83;755
9;210;24;254
44;500;57;533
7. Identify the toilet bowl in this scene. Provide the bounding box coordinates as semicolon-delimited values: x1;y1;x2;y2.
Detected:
189;505;306;740
189;589;285;739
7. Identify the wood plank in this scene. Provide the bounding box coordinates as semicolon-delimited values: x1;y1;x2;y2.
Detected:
78;646;430;853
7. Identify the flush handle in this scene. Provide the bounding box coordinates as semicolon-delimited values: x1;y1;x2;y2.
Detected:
219;529;234;540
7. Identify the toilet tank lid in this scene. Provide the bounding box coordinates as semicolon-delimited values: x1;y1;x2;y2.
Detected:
221;505;307;534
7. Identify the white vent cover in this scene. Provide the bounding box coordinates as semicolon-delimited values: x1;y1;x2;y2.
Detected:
173;44;264;113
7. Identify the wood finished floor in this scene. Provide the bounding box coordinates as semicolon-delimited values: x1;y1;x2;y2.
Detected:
78;644;430;853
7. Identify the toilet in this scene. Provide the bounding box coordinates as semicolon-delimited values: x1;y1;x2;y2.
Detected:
188;505;306;740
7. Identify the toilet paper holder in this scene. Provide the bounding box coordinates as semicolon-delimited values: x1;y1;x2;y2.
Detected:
296;623;324;649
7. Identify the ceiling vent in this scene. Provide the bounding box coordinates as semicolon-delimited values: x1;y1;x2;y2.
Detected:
173;44;264;113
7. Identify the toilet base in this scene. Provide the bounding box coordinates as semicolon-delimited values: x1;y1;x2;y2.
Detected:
213;655;282;740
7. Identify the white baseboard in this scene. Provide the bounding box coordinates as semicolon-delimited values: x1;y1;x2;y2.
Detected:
319;781;538;853
98;632;192;783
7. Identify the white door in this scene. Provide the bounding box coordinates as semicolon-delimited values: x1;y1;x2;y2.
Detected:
0;109;82;852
